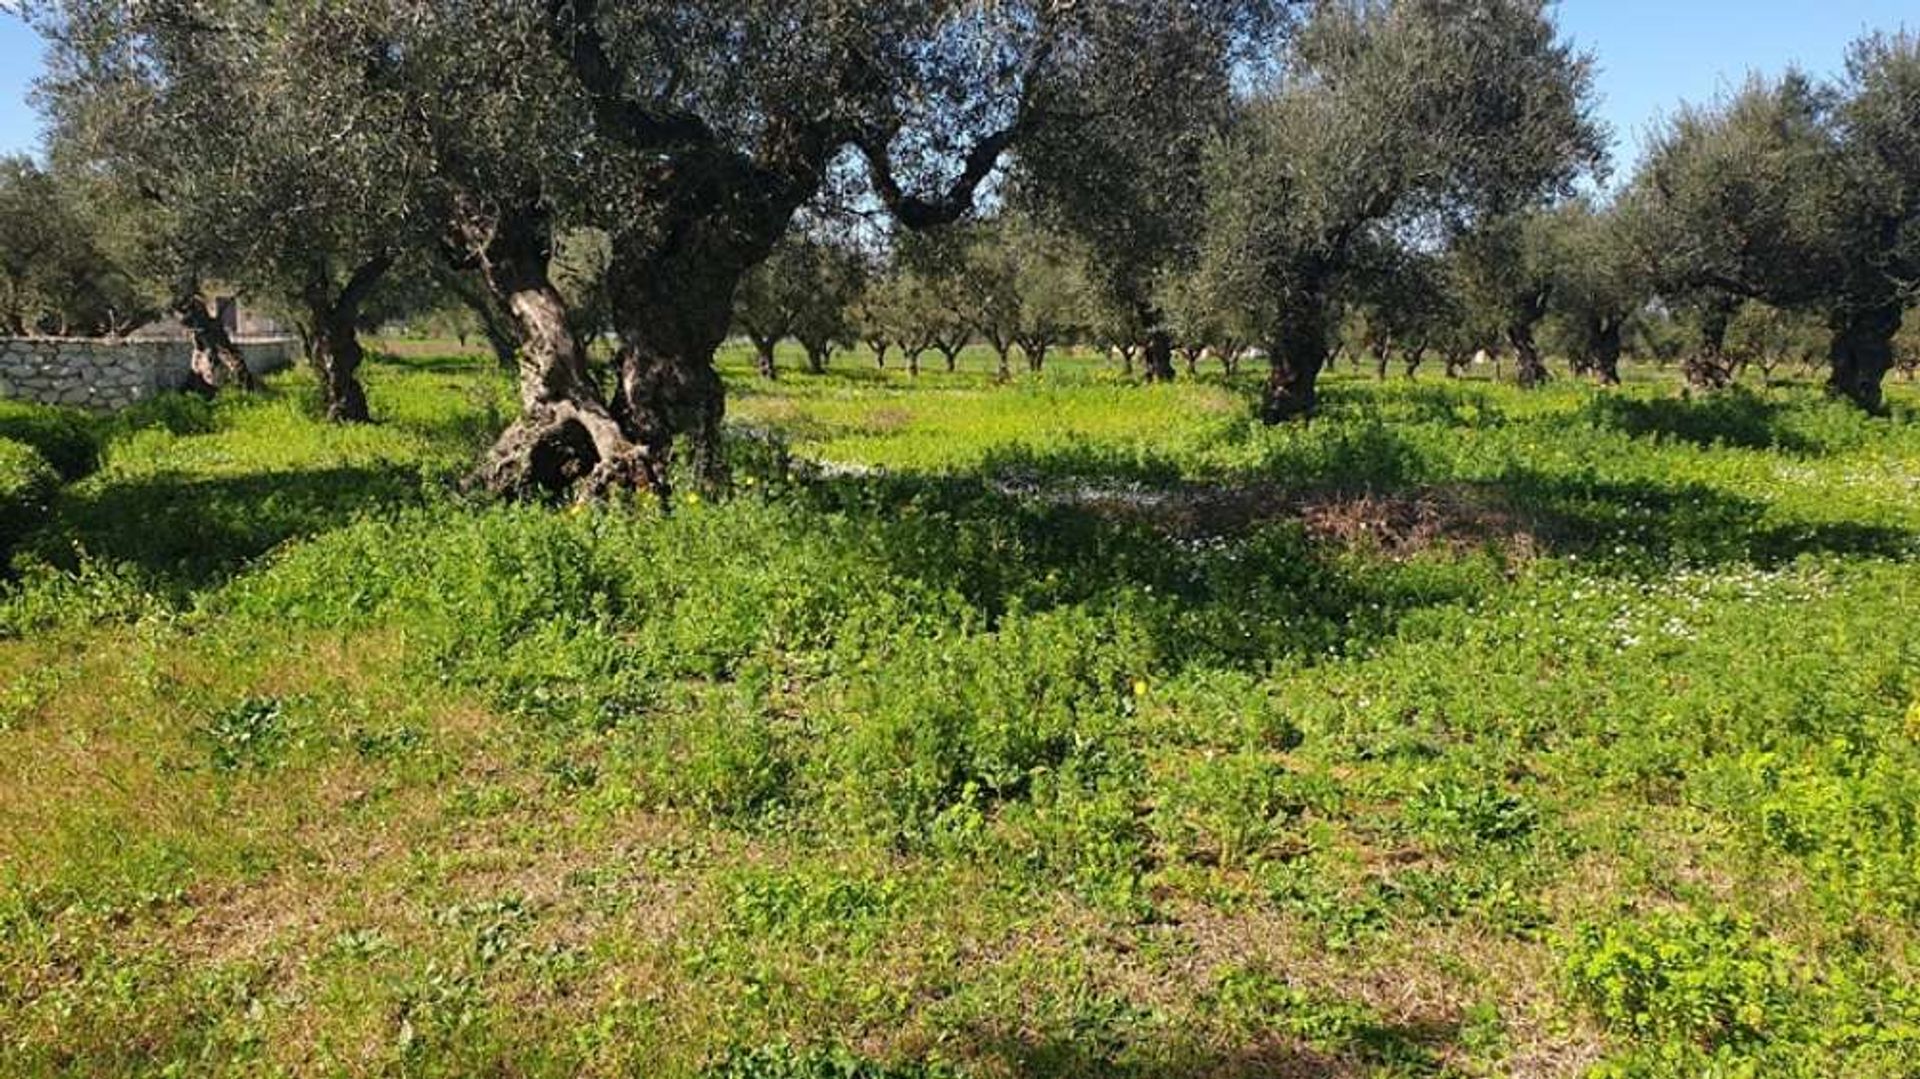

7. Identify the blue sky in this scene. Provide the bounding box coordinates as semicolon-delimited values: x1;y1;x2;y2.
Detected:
1;3;1915;172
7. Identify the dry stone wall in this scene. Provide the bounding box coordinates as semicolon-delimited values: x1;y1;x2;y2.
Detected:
0;337;297;411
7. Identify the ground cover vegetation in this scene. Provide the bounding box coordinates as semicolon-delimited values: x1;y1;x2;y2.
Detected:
2;0;1919;1076
1;348;1917;1077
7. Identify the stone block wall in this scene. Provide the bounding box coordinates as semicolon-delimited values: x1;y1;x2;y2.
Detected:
0;337;298;411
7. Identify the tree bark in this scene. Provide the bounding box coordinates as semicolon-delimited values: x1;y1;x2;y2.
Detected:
1142;326;1176;383
175;290;257;393
992;342;1014;381
1684;296;1737;392
1404;346;1426;381
434;262;518;369
1509;323;1550;389
1020;338;1049;373
305;254;394;424
1590;317;1623;386
604;247;745;493
802;342;830;374
1827;303;1901;415
462;201;662;500
1261;304;1330;424
868;338;891;369
752;337;780;380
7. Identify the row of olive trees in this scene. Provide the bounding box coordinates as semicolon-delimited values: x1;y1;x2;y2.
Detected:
26;0;1295;497
733;213;1100;381
25;0;1909;500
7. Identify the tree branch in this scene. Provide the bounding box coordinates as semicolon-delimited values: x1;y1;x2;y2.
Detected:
545;0;716;150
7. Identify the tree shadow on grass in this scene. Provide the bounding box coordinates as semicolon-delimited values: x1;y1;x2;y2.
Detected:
1496;467;1917;567
1578;390;1827;454
789;425;1913;668
22;463;435;596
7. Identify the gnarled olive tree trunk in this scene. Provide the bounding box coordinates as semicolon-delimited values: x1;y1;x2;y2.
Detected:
304;254;395;424
1589;316;1624;386
1827;303;1901;415
1141;324;1177;383
175;290;256;394
1260;302;1330;423
1683;296;1737;392
468;203;661;500
1508;323;1550;388
602;240;751;493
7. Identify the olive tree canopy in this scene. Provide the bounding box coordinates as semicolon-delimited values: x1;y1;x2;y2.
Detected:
1190;0;1606;421
1627;32;1920;412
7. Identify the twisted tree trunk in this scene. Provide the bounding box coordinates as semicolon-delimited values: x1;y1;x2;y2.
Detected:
175;290;257;394
1827;303;1901;415
1261;302;1330;424
1589;316;1623;386
465;201;662;500
1684;296;1738;392
1509;323;1550;389
305;254;395;424
1141;326;1177;383
749;335;780;380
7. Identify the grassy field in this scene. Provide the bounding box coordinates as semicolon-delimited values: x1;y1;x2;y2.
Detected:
1;343;1917;1077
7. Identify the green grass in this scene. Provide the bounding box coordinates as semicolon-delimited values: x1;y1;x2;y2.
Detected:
1;343;1917;1077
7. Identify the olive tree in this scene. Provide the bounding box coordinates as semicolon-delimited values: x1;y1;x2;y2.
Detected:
0;155;149;336
440;0;1264;496
1629;33;1920;413
33;1;423;420
1016;1;1290;383
1725;301;1827;385
1191;0;1604;422
1543;198;1644;385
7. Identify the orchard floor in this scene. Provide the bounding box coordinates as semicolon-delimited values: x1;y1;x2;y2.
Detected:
1;344;1917;1078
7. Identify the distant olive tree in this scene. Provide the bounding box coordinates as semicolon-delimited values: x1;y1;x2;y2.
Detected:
35;1;424;420
1628;33;1920;413
0;155;150;337
1542;198;1645;385
1191;0;1605;421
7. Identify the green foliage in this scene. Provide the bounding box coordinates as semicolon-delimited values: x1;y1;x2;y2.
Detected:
2;353;1919;1076
1564;912;1796;1051
197;697;292;773
0;436;58;562
708;1044;954;1079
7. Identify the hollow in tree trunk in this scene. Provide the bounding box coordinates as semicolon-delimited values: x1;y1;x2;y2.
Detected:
464;202;661;500
1827;303;1901;415
1261;304;1330;424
